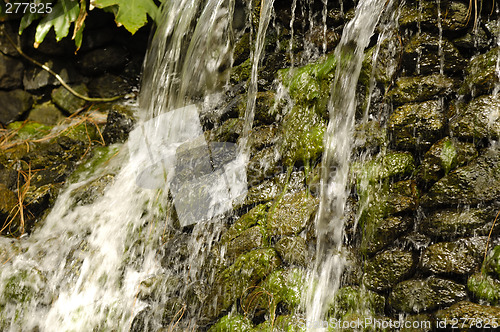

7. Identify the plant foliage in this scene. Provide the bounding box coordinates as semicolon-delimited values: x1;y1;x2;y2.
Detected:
13;0;160;50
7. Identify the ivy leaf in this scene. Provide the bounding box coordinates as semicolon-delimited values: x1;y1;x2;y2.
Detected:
91;0;159;34
34;0;80;48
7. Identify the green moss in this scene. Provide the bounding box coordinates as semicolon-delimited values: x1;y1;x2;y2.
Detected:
467;272;500;305
251;315;306;331
221;203;271;243
351;152;415;185
329;286;385;320
208;314;253;332
486;245;500;278
69;145;119;182
2;269;45;304
6;121;53;141
63;122;101;143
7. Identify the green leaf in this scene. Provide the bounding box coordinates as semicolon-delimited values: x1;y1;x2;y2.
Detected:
34;0;80;47
91;0;159;34
19;12;43;35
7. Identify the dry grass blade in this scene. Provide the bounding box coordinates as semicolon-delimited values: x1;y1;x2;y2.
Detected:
481;209;500;275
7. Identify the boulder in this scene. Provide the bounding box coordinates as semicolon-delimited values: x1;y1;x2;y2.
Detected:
76;45;129;75
0;90;34;125
435;301;500;328
275;236;308;267
361;215;412;255
387;74;457;105
362;249;416;291
0;53;24;89
102;104;136;144
467;273;500;305
461;47;500;96
51;84;88;114
27;102;65;126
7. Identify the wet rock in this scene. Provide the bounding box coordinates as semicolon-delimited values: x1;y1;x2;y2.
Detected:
389;276;467;313
0;168;17;190
388;100;444;150
70;174;115;206
419;208;498;239
246;125;277;155
221;203;270;244
77;45;129;75
230;58;251;83
435;301;500;328
224;226;264;261
23;59;82;90
51;84;88;114
363;249;416;292
467;273;500;305
353;121;388;153
102;104;136;144
279;105;326;166
5;121;52;141
453;27;489;52
399;1;469;32
88;74;131;99
307;26;341;52
421;237;487;275
330;286;385;319
461;47;500;96
275;236;308;267
421;148;500;207
0;53;24;89
351;152;415;185
23;184;60;225
361;216;412;255
244;268;305;318
247;146;281;186
204;248;281;320
233;33;251;67
0;184;18;235
0;90;34;125
486;245;500;278
0;268;48;305
403;33;464;75
418;137;477;184
208;314;253;332
160;233;191;271
449;94;500;141
243;177;281;207
387;74;457;105
27;102;65;126
267;191;318;238
211;118;244;143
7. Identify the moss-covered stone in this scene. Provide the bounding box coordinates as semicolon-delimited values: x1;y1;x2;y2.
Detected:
1;268;47;305
399;1;469;31
435;301;500;329
275;236;308;267
402;33;464;75
363;249;416;292
279;105;326;166
352;121;388;153
244;268;305;318
389;276;467;313
251;314;306;332
449;95;500;140
221;203;271;244
418;137;477;184
388;100;444;150
231;58;251;83
204;248;282;320
208;314;253;332
387;74;456;105
467;273;500;305
27;102;65;126
224;226;264;261
486;245;500;278
329;286;385;320
420;237;487;275
51;83;88;114
361;216;412;255
0;183;19;235
421;148;500;207
351;152;415;185
6;121;53;141
267;191;318;238
460;47;500;96
419;208;498;239
70;173;115;206
247;146;281;186
69;145;119;182
211;118;244;143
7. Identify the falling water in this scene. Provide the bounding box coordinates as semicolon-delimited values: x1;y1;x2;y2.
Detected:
307;0;391;328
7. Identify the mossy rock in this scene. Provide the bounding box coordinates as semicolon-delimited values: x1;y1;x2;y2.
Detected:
275;236;308;267
27;102;65;126
362;249;416;292
251;314;306;332
51;83;88;114
361;215;412;255
420;237;487;275
208;314;253;332
449;94;500;141
486;245;500;278
247;146;281;186
329;286;385;320
231;58;251;83
223;226;264;262
266;190;318;238
211;118;244;143
419;208;498;239
243;268;306;318
387;74;457;105
204;248;282;320
402;32;464;75
6;121;53;141
70;173;115;206
1;268;47;305
389;276;467;313
399;1;469;31
460;47;500;96
279;105;326;166
435;301;500;329
421;148;500;207
352;121;388;153
351;152;415;186
467;273;500;305
0;183;19;235
63;121;101;144
418;137;477;184
69;145;119;182
237;92;280;126
221;203;271;244
388;100;444;150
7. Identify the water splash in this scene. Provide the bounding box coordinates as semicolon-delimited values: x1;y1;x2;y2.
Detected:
307;0;391;328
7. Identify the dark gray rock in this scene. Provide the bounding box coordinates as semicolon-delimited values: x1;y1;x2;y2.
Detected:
387;74;457;105
23;60;83;91
0;53;24;89
102;104;136;144
403;33;465;75
449;95;500;141
388;99;445;150
224;226;263;261
399;1;469;32
51;84;88;114
27;102;65;125
77;45;129;75
361;216;412;255
363;249;416;291
421;147;500;207
460;47;500;96
389;276;467;313
88;74;131;99
0;89;34;125
420;237;487;275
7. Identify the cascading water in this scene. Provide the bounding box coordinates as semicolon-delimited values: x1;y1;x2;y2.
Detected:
306;0;391;328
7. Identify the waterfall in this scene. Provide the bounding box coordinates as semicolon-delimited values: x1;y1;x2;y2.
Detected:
307;0;391;328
